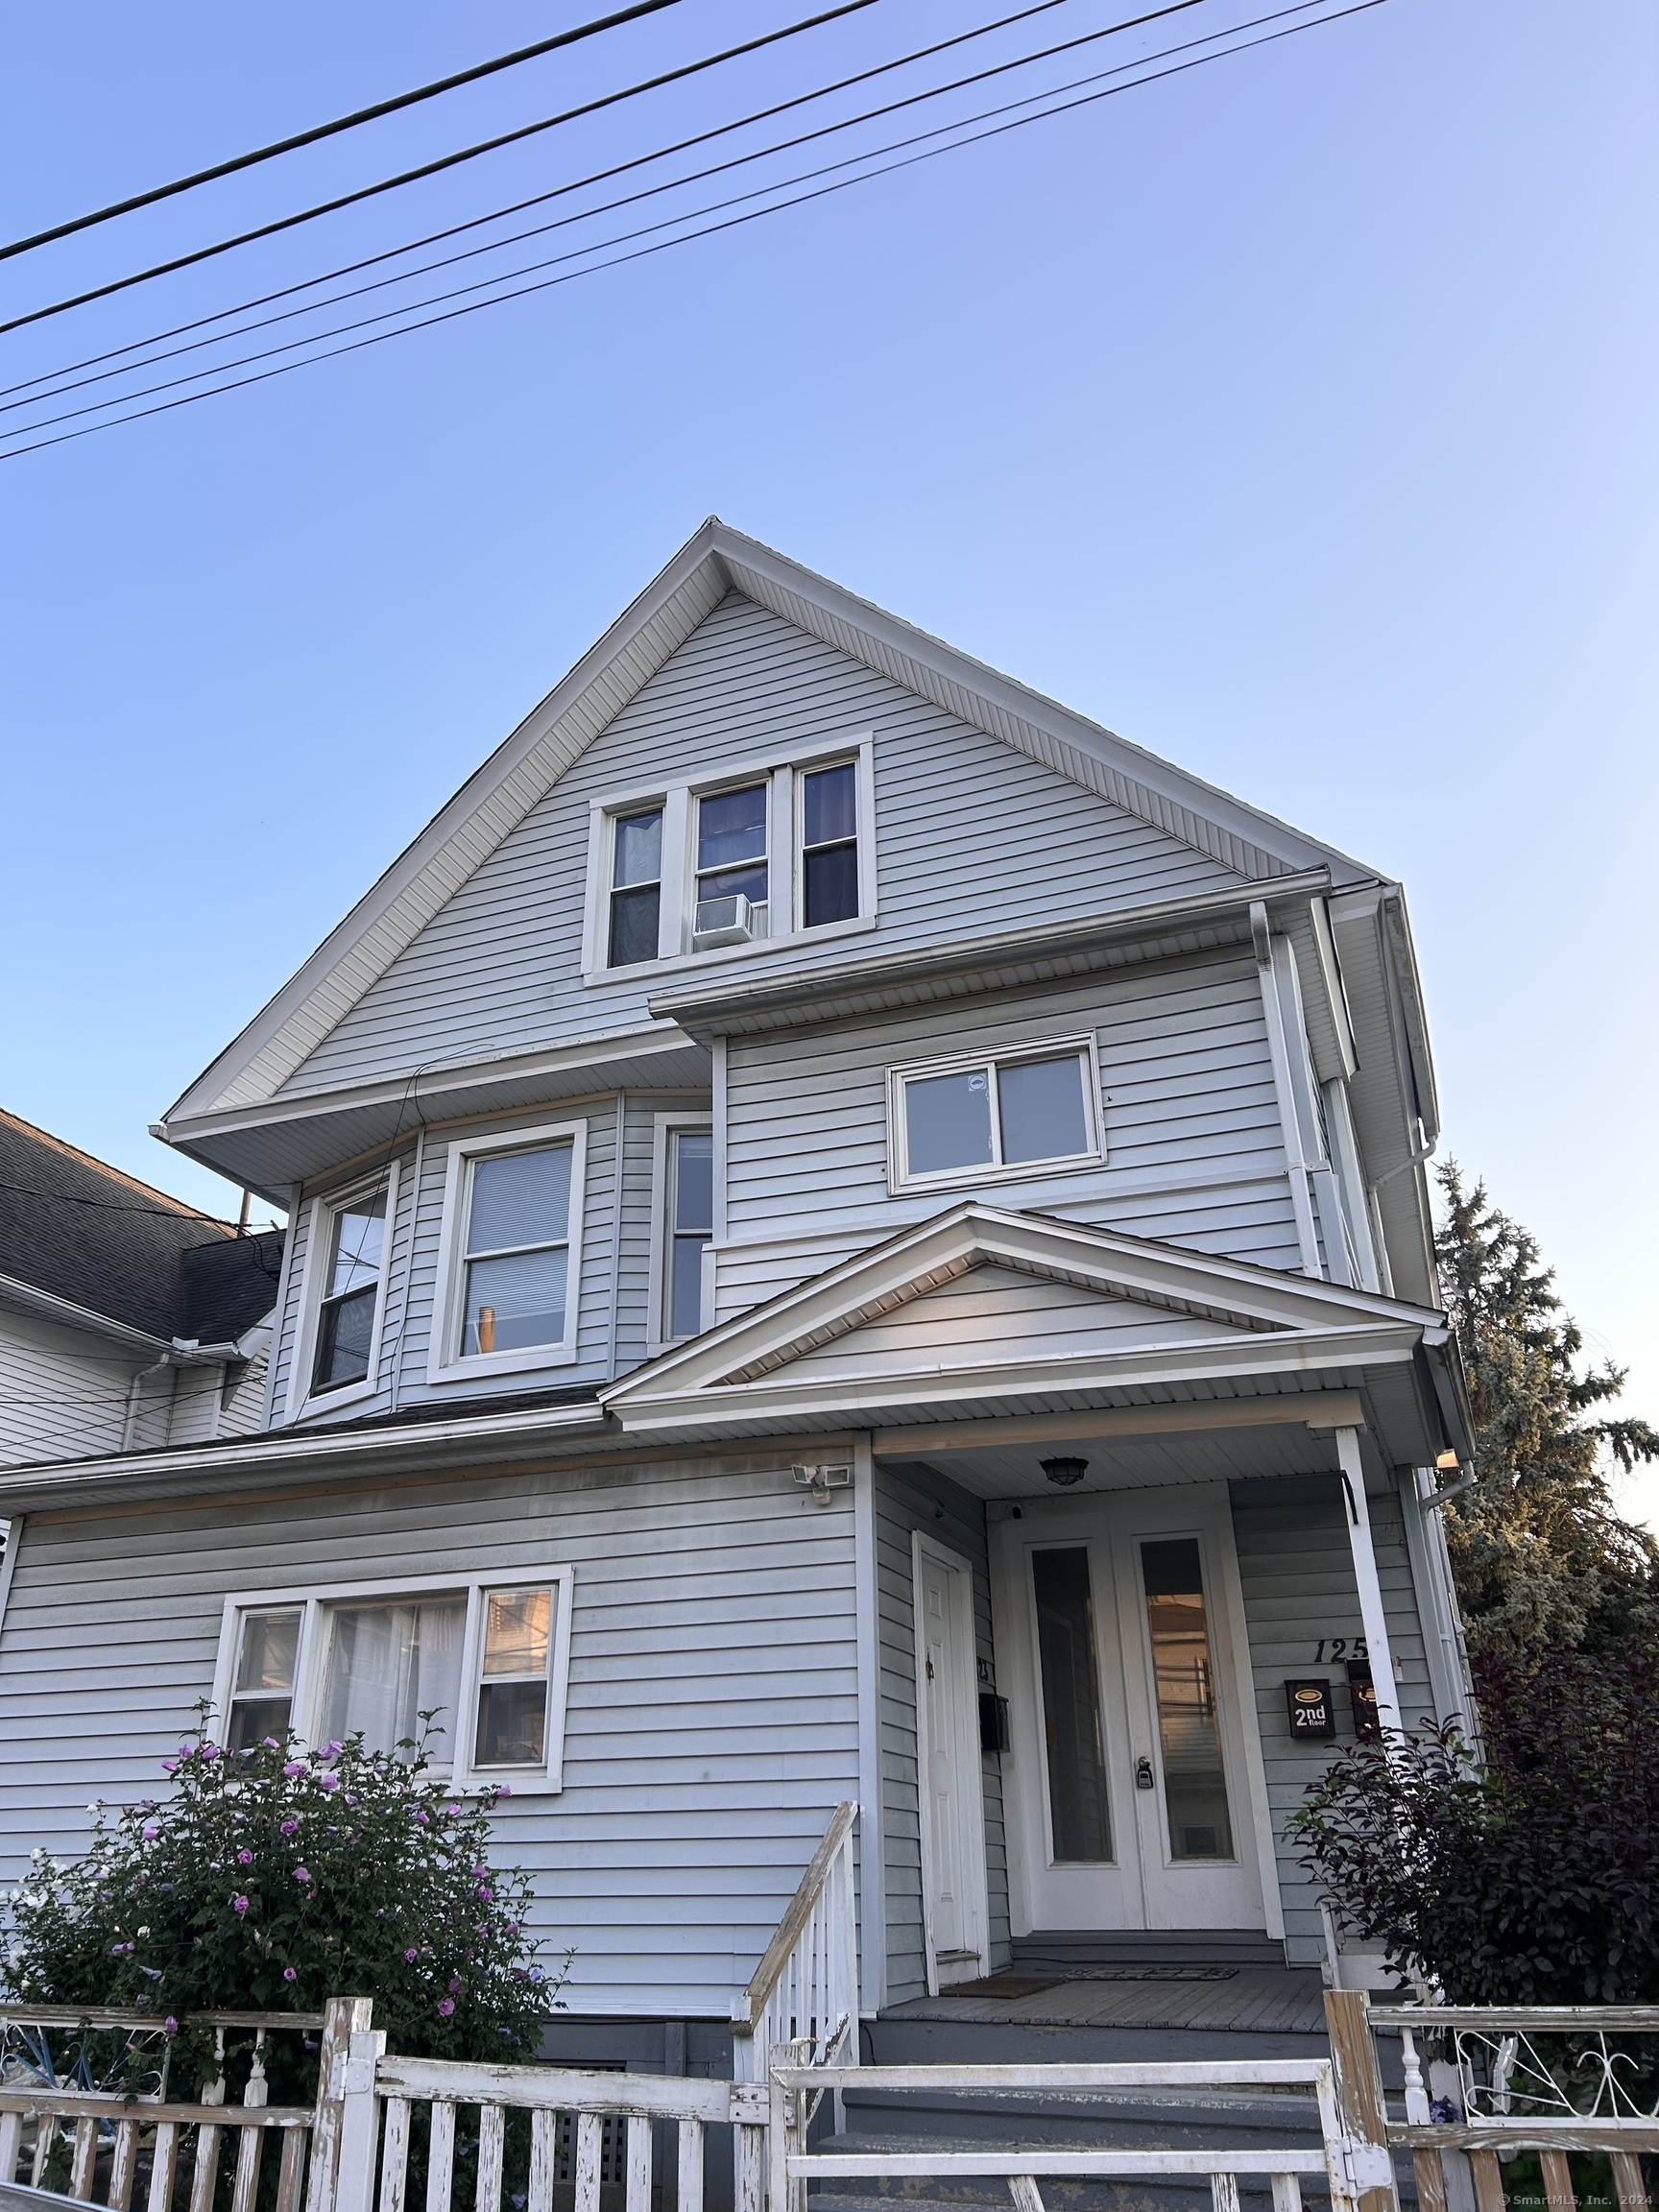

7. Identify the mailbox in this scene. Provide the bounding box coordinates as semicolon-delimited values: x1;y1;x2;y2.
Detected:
1348;1660;1381;1742
978;1692;1012;1755
1284;1678;1336;1740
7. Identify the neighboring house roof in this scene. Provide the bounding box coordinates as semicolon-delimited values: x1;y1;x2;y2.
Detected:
162;518;1392;1131
0;1108;281;1344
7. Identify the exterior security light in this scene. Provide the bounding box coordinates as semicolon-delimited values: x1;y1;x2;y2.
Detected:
1040;1456;1089;1487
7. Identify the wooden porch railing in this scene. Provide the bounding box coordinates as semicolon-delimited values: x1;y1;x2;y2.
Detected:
768;2055;1389;2212
0;2003;324;2212
728;1802;857;2087
1353;1991;1659;2212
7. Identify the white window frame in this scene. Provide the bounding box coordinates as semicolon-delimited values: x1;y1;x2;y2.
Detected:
580;735;878;982
886;1033;1106;1194
287;1162;400;1420
210;1565;577;1794
646;1113;715;1355
426;1120;588;1383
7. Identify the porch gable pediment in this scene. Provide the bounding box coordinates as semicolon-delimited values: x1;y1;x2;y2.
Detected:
601;1204;1439;1432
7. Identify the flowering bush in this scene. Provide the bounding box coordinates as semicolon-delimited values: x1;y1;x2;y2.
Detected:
3;1723;562;2074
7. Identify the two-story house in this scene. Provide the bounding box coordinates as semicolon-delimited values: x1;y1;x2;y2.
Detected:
0;522;1473;2047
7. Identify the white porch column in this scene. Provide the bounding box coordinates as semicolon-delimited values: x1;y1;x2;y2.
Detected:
1334;1427;1403;1732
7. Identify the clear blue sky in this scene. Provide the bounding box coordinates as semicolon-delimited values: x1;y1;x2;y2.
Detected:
2;0;1655;1510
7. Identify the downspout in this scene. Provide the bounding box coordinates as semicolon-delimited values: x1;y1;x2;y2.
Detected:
121;1351;173;1451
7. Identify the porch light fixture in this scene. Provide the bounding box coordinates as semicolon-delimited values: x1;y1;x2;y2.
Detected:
1040;1455;1089;1488
1434;1450;1460;1472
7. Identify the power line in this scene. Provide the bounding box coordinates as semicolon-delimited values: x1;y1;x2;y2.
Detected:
0;0;889;339
0;0;1383;460
0;1179;237;1224
5;0;1221;427
0;0;1095;406
0;0;690;267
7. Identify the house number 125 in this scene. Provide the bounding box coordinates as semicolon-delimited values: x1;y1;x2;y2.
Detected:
1312;1638;1369;1662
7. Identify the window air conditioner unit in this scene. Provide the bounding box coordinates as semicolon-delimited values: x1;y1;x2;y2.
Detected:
693;895;764;949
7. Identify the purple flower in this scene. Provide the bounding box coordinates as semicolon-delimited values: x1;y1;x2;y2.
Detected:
447;1976;463;1994
404;1948;419;1963
232;1895;250;1917
319;1773;341;1794
413;1811;429;1825
445;1804;462;1816
470;1865;487;1878
160;1760;178;1775
236;1848;253;1866
202;1745;221;1763
282;1762;306;1779
279;1819;300;1838
163;2017;179;2036
475;1885;493;1902
505;1921;519;1936
283;1967;298;1984
321;1741;344;1758
293;1866;312;1884
495;1785;511;1798
436;1998;455;2018
263;1737;279;1749
141;1824;158;1840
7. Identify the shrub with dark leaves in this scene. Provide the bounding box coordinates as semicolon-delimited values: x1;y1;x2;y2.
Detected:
1289;1645;1659;2001
2;1723;561;2083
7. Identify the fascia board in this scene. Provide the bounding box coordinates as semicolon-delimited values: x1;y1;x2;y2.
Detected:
607;1324;1425;1432
0;1273;170;1355
0;1398;613;1514
602;1201;1442;1405
713;527;1382;887
164;526;733;1124
1382;888;1441;1142
648;876;1336;1036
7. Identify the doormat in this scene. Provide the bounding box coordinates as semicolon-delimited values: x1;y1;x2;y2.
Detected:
950;1965;1238;1997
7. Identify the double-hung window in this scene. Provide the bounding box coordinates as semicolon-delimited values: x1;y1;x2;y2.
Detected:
799;760;859;927
660;1124;713;1341
693;782;769;941
217;1571;574;1787
302;1172;396;1407
430;1123;585;1379
889;1038;1103;1190
609;807;663;968
590;739;872;974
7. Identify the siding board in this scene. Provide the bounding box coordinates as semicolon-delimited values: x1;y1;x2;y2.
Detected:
0;1457;859;2018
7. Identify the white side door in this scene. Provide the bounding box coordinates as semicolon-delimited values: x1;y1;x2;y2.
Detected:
912;1532;989;1990
993;1484;1270;1935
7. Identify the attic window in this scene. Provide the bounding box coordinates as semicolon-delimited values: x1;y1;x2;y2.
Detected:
609;807;663;966
427;1119;587;1382
889;1038;1103;1192
310;1183;391;1396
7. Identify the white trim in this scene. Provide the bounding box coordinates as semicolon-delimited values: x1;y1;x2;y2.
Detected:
210;1564;576;1793
1250;908;1322;1278
852;1434;884;2015
910;1529;990;1993
646;1114;714;1355
1209;1511;1285;1939
886;1034;1105;1196
581;734;878;984
286;1160;400;1420
425;1119;588;1383
0;1517;23;1653
1334;1427;1403;1731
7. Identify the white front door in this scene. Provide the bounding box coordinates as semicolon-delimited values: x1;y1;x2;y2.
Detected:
913;1532;989;1990
993;1484;1268;1934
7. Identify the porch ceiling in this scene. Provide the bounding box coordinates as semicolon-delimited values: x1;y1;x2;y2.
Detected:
878;1416;1341;1500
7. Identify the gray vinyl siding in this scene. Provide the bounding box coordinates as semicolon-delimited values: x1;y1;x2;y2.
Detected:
874;1459;1011;2008
0;1311;138;1466
1228;1473;1433;1965
0;1454;859;2019
217;1351;271;1439
280;595;1247;1098
714;950;1299;1320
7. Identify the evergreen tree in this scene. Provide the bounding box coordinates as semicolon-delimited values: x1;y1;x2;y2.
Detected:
1435;1161;1659;1657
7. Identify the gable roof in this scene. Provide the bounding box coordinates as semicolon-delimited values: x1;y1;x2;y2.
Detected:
599;1200;1445;1444
164;521;1385;1128
0;1108;280;1343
